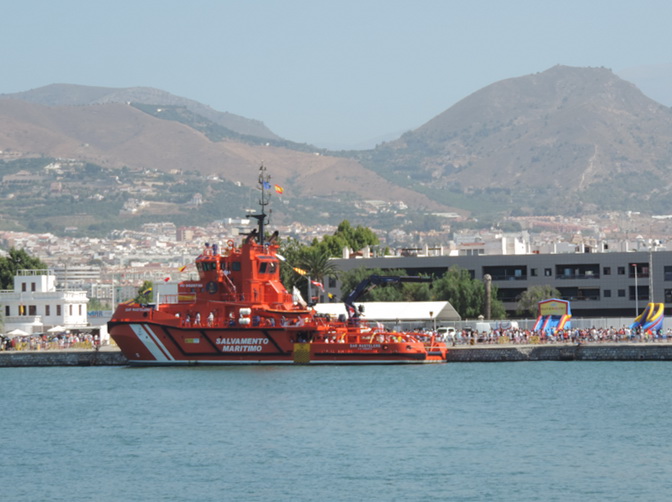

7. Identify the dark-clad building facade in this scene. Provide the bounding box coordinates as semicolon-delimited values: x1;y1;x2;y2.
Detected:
325;250;670;318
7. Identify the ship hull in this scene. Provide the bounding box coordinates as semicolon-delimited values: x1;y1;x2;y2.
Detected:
109;321;446;365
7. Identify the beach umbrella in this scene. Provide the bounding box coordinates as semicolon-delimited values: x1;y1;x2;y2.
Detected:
6;328;29;338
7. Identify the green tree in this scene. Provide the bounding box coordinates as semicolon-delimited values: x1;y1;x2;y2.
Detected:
87;297;111;311
338;267;430;302
314;220;380;257
0;248;48;289
295;247;340;301
134;280;154;304
516;285;561;317
430;266;506;319
278;236;306;293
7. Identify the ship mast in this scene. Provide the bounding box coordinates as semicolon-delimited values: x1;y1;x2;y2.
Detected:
246;163;271;244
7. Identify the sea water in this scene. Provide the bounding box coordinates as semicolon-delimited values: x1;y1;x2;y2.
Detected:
1;362;671;501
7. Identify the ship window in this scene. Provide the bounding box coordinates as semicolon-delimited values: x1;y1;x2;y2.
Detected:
259;261;278;274
196;263;203;272
232;261;241;272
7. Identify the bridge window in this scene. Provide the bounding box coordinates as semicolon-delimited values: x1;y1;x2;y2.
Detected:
259;261;277;274
232;262;241;272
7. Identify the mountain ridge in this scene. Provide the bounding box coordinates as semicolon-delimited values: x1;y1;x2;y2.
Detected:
3;66;672;231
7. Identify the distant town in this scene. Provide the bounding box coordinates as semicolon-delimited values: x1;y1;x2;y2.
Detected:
2;206;671;309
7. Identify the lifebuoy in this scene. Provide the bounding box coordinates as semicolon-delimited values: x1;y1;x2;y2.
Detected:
383;344;389;350
227;239;235;248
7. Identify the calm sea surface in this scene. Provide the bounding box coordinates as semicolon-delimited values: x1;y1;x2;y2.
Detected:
2;362;671;501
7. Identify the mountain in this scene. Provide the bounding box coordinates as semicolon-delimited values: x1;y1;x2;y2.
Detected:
0;92;451;234
3;66;672;235
363;65;672;216
1;84;279;140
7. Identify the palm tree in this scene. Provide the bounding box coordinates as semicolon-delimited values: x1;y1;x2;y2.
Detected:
516;285;561;317
295;248;339;302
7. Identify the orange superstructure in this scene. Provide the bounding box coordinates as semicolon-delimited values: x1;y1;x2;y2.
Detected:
108;165;447;365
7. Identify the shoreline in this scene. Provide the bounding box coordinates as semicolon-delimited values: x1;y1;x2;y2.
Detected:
446;342;672;362
1;342;672;366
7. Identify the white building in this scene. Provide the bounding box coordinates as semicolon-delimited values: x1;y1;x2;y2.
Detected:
0;269;89;334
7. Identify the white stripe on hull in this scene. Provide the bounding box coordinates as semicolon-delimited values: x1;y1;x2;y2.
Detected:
131;324;175;362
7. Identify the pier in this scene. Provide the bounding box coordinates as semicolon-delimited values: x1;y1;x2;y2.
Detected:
1;343;672;366
446;343;672;362
0;346;128;367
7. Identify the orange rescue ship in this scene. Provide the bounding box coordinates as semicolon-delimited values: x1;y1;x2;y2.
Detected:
108;165;448;365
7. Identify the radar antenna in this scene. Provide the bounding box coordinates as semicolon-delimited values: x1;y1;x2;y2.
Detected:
246;163;271;244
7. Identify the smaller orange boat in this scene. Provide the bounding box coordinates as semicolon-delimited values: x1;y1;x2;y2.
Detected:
108;165;448;365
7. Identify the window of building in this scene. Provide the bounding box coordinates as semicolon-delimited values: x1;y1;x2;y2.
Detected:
69;305;73;316
603;267;611;275
79;304;82;315
665;289;672;303
665;266;672;281
328;277;337;288
544;268;552;276
604;289;611;298
28;305;36;316
618;267;625;275
21;283;26;292
531;268;538;277
4;305;9;316
45;305;50;316
31;282;36;292
618;289;626;297
57;305;62;316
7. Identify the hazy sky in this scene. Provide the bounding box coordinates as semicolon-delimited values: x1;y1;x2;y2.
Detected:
4;0;672;149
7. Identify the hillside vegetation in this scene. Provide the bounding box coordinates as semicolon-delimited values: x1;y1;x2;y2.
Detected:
2;66;672;233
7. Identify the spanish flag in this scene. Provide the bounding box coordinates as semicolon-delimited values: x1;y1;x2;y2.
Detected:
274;184;284;194
178;265;187;272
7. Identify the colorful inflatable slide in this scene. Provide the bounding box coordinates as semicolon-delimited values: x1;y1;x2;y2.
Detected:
630;302;664;333
534;298;572;335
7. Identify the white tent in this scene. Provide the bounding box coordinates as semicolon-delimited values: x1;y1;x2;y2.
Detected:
6;328;30;338
314;301;461;323
47;325;65;333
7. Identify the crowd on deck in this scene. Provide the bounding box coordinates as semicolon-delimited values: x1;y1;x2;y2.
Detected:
441;326;672;345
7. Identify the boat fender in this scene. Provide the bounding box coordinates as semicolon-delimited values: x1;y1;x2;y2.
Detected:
239;317;251;325
239;307;252;316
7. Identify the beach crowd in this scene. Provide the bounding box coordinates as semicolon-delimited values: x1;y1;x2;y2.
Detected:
0;333;100;351
445;326;672;345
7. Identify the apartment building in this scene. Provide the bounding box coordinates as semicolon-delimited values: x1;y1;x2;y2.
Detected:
325;250;670;318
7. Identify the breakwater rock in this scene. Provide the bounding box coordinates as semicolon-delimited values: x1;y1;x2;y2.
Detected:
446;343;672;362
0;349;128;367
